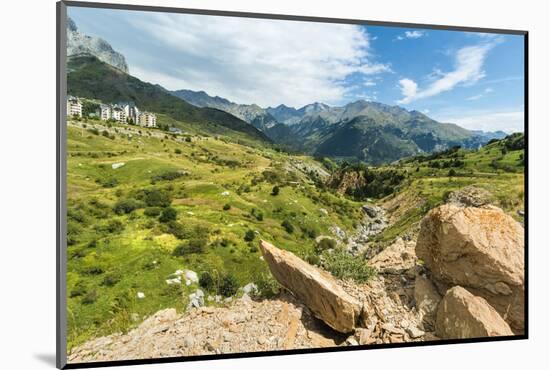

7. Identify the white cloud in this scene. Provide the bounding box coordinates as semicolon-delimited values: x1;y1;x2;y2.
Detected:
398;78;418;99
405;30;425;39
127;13;390;107
397;42;496;104
466;87;494;101
395;30;426;41
437;110;524;133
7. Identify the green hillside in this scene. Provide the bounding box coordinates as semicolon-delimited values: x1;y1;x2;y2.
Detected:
65;118;363;350
65;111;524;352
67;54;271;146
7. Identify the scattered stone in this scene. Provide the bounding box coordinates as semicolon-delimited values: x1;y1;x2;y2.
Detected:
417;204;524;331
111;162;125;169
406;326;425;339
184;270;199;284
260;240;361;333
221;191;230;196
136;292;145;299
435;286;514;339
165;277;181;285
242;283;258;295
362;204;382;218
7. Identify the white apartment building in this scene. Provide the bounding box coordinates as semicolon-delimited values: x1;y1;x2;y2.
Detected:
100;104;111;120
111;106;127;123
121;103;140;123
138;112;157;127
66;96;82;118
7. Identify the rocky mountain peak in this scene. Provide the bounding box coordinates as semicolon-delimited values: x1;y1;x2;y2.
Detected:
67;17;129;73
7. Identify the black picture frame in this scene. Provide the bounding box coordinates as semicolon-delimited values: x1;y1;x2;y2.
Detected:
56;1;529;368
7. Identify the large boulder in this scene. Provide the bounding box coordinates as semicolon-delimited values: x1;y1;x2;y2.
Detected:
259;240;361;333
414;273;441;331
417;204;524;331
435;286;513;339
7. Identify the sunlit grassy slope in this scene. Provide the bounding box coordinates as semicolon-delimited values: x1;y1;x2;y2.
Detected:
66;119;364;349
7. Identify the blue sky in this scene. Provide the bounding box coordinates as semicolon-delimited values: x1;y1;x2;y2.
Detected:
68;6;525;132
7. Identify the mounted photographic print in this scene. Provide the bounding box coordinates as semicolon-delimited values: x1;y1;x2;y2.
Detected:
56;1;527;368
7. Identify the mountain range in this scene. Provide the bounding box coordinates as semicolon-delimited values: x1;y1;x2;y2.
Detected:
170;89;507;164
67;17;508;164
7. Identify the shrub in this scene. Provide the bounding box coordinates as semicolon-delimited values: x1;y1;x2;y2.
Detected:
105;219;124;234
143;189;172;207
315;238;337;253
188;238;207;253
218;274;239;297
250;208;263;221
254;273;281;299
321;250;376;283
271;186;280;196
448;169;457;177
223;203;231;211
244;230;256;242
174;148;182;154
102;272;121;287
144;207;162;217
151;171;184;183
101;178;118;188
199;271;217;291
70;281;87;298
159;207;178;223
82;290;99;305
113;198;142;215
173;238;207;255
281;219;294;234
83;265;104;275
306;254;321;266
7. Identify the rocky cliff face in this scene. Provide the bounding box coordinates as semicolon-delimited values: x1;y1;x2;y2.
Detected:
67;17;129;73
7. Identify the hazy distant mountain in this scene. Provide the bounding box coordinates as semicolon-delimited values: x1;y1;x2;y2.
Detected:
170;89;279;131
263;100;506;164
66;17;129;73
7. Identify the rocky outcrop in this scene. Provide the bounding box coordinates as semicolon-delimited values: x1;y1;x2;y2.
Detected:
259;240;361;333
326;169;367;195
67;17;129;73
367;237;416;274
68;293;342;362
445;186;492;208
435;286;513;339
416;204;525;331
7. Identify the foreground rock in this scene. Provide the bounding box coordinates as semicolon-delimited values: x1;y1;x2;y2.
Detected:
260;240;361;333
435;286;513;339
367;237;416;274
416;204;524;331
68;293;342;363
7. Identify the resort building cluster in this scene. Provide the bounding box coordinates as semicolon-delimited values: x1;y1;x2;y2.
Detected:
67;96;157;127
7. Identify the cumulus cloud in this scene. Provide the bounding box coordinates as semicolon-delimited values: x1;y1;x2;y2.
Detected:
397;42;496;104
437;110;524;133
126;13;390;107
